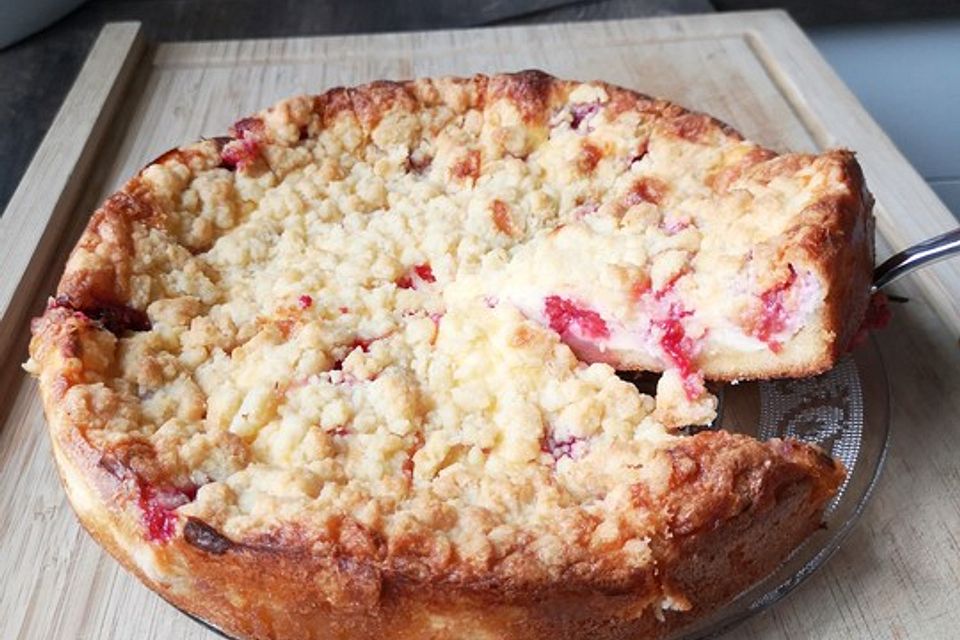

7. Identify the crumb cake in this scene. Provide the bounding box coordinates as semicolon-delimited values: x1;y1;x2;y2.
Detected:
26;71;868;640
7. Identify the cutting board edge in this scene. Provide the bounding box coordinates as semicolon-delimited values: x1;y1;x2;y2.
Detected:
0;21;146;385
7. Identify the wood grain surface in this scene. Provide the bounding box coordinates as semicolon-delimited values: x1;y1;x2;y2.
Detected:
1;11;959;640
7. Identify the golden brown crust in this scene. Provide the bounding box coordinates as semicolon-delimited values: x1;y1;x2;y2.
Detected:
56;189;157;309
28;70;863;639
814;152;875;366
50;409;841;640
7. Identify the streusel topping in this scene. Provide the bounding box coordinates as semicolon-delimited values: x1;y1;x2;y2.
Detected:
28;73;838;577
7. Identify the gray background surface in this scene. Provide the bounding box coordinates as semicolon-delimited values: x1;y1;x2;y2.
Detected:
811;19;960;220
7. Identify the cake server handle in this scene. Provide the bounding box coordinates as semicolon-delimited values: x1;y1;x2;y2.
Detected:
872;227;960;292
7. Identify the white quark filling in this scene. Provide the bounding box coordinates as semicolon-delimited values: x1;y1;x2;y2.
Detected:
499;287;661;363
780;269;824;336
469;267;823;367
703;269;823;352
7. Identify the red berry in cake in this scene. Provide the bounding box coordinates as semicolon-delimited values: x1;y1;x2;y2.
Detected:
413;264;435;283
397;264;435;289
138;481;196;543
751;266;798;352
570;102;601;131
544;296;610;341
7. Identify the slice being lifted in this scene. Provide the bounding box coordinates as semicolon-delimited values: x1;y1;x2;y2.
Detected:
448;103;873;400
26;71;868;640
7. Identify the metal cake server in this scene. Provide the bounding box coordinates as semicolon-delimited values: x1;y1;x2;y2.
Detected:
872;227;960;291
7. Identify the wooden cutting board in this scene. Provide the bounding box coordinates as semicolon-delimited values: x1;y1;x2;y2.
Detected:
1;11;958;639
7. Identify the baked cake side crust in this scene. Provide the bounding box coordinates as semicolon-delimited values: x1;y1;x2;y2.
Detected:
45;379;841;640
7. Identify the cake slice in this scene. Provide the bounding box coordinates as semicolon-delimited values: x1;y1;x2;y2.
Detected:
449;116;874;404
